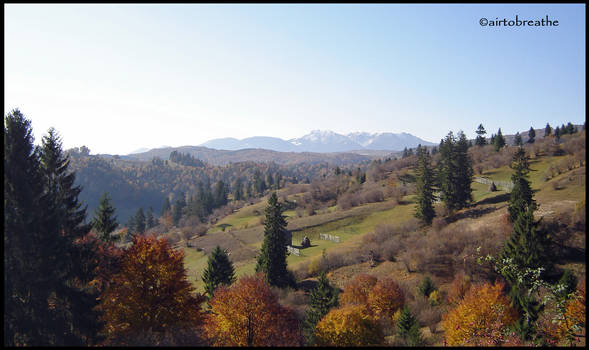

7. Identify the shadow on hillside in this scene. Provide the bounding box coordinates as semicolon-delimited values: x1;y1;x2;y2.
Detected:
446;206;499;224
291;244;319;249
476;193;510;206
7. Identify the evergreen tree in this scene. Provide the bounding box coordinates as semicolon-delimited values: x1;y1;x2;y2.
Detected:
554;126;561;141
146;206;154;229
475;123;487;146
202;246;236;301
39;128;102;345
255;192;293;288
566;122;576;134
5;110;100;345
438;132;459;212
233;178;243;201
414;147;436;225
92;192;119;242
397;306;423;346
544;123;552;137
501;204;549;340
508;147;534;223
274;172;281;190
161;197;171;216
303;271;339;345
213;180;228;208
455;131;473;208
514;132;523;146
134;207;146;234
172;195;185;227
418;275;436;297
527;127;536;143
493;128;506;151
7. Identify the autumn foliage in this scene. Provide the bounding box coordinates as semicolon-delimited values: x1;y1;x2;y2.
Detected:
441;281;518;346
204;274;301;346
314;305;384;346
366;277;405;319
98;235;205;345
557;279;586;345
446;272;472;305
339;274;378;306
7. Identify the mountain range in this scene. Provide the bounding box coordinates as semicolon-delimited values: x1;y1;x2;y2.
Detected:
199;130;435;153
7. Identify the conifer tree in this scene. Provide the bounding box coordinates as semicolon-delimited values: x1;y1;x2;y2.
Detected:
475;123;487;146
514;132;523;146
213;180;228;208
544;123;552;137
507;147;534;223
397;306;423;346
202;246;236;301
40;128;102;345
92;192;119;242
5;110;100;345
414;147;436;225
134;207;146;234
173;193;186;227
255;192;294;288
303;271;339;345
233;178;243;201
418;275;436;298
527;127;536;143
146;206;154;229
438;132;459;212
493;128;506;151
554;126;561;141
161;197;171;216
455;131;473;208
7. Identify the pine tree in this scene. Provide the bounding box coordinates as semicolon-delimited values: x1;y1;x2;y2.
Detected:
514;132;523;146
202;246;236;301
438;132;459;212
475;123;487;146
554;126;561;141
527;127;536;143
493;128;506;151
255;192;294;288
566;122;576;134
213;180;228;208
92;192;119;242
134;207;146;234
397;306;423;346
173;193;186;227
414;147;436;225
508;147;534;223
418;275;436;297
500;204;549;340
455;131;473;208
39;128;101;345
303;271;339;345
161;197;171;216
5;110;100;345
544;123;552;137
146;206;154;229
233;178;243;201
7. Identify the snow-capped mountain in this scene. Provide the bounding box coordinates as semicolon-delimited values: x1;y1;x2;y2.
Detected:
198;130;435;153
288;130;364;153
347;132;434;150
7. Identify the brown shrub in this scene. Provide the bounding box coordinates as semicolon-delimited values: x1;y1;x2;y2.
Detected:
446;272;472;305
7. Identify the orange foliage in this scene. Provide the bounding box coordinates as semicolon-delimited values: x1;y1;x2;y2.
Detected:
204;274;300;346
340;274;378;306
98;235;205;345
366;277;405;319
441;281;518;346
314;305;384;346
558;279;586;344
446;272;472;305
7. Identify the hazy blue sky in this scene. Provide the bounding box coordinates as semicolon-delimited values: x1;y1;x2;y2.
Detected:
5;4;585;155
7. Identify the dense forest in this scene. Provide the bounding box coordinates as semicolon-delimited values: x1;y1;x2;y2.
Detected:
4;109;585;346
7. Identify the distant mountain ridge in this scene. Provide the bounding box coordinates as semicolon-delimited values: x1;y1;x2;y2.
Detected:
200;129;435;153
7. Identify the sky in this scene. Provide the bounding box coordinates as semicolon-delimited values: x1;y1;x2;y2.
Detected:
4;4;586;155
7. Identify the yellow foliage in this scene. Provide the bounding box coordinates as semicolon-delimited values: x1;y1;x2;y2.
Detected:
441;281;518;346
308;257;321;276
428;290;442;306
314;305;384;346
557;280;586;344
